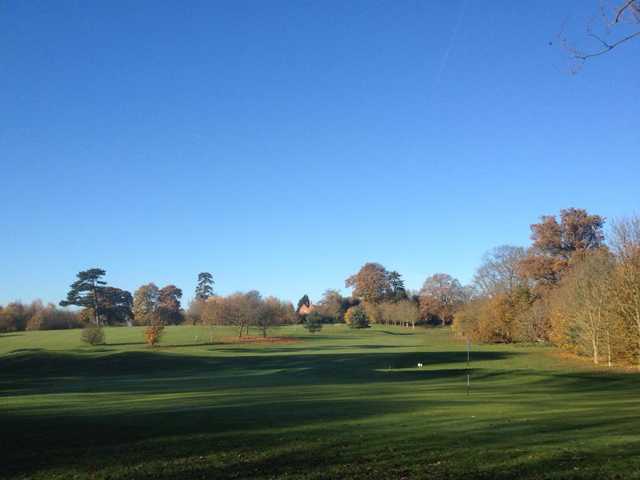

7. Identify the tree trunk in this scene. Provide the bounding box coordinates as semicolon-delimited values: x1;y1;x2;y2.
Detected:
636;317;640;371
633;302;640;370
91;280;100;327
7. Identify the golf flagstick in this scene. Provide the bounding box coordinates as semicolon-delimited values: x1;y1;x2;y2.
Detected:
466;337;470;395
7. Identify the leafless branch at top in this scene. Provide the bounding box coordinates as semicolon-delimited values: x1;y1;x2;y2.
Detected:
574;30;640;60
615;0;638;23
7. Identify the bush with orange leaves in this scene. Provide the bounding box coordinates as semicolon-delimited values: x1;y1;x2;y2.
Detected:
144;322;164;346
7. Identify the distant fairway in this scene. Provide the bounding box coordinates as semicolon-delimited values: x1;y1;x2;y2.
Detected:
1;325;639;479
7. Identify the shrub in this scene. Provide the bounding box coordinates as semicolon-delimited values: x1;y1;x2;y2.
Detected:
303;312;323;334
81;324;105;345
345;306;369;329
145;323;165;346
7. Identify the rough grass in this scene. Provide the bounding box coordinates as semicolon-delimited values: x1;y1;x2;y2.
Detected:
1;325;639;479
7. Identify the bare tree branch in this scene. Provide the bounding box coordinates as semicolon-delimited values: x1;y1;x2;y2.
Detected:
615;0;637;23
557;0;640;68
574;30;640;60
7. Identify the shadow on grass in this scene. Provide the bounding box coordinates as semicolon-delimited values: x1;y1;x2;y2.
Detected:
0;349;512;394
378;330;416;336
115;438;640;480
103;341;147;346
0;395;441;478
4;390;640;480
216;344;404;354
2;347;640;479
6;347;45;353
93;342;219;350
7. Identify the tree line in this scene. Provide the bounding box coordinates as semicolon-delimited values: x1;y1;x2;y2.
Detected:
0;268;302;344
284;208;640;369
0;272;181;332
455;210;640;369
2;207;639;365
294;263;469;331
188;263;471;336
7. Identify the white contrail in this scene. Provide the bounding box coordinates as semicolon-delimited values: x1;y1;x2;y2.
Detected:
431;0;469;98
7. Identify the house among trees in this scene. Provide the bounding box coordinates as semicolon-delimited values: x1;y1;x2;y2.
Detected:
297;303;314;316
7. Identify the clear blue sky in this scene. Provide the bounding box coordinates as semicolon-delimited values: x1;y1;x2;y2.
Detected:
1;1;638;306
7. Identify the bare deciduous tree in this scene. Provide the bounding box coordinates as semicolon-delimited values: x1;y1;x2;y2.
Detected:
380;300;420;328
610;216;640;368
256;297;294;337
552;250;615;365
558;0;640;71
473;245;527;297
202;291;293;339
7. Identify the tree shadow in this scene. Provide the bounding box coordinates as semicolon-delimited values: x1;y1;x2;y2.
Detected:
8;347;45;354
377;330;416;336
4;384;640;480
1;394;449;478
3;347;639;479
0;349;514;397
215;344;403;354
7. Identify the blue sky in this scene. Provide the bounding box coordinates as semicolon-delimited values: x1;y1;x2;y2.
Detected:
1;1;638;306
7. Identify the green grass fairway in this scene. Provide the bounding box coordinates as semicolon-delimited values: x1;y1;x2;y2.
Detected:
1;325;639;479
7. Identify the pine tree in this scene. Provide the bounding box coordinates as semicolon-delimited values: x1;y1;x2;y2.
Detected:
60;268;107;326
195;272;214;301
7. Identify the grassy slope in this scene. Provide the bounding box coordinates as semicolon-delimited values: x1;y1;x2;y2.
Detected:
1;325;638;479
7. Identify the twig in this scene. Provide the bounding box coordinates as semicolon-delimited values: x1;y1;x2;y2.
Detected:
615;0;637;23
574;30;640;59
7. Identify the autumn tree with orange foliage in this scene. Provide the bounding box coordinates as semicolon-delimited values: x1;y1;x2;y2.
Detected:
454;209;640;368
610;217;640;368
144;321;164;346
518;208;605;295
345;263;393;304
201;291;295;339
548;249;617;365
419;273;466;326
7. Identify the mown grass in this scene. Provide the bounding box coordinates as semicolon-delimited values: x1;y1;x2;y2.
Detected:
1;325;639;479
